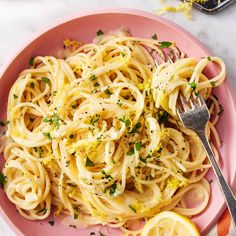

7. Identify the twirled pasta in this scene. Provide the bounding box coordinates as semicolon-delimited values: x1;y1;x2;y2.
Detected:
0;30;226;234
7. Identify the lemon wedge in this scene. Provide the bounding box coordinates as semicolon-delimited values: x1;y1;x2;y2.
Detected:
141;211;200;236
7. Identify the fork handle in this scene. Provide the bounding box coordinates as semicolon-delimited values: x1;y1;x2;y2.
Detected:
197;130;236;230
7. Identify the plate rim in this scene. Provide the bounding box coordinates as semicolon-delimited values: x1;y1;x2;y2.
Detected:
0;7;235;236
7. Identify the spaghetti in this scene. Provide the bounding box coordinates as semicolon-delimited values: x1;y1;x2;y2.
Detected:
0;29;226;233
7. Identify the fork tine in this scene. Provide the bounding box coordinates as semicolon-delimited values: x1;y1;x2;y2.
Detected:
154;60;159;67
179;93;190;112
174;51;179;61
168;55;174;64
189;96;197;109
198;94;205;106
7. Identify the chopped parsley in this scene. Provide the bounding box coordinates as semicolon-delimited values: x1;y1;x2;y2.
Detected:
29;57;35;67
43;117;52;124
121;51;126;57
53;113;61;129
117;100;122;107
85;156;95;167
93;82;100;87
128;205;137;213
30;82;35;88
159;41;172;49
90;74;97;81
151;34;157;40
53;91;57;96
118;116;131;127
36;208;47;214
188;82;197;90
43;132;52;140
210;81;216;87
41;77;50;85
73;213;78;219
104;88;113;95
207;56;212;61
129;122;141;134
109;182;118;196
0;172;5;188
90;114;100;126
157;110;169;124
71;101;78;109
96;30;104;36
126;148;135;156
101;170;112;180
139;157;147;164
13;94;18;99
99;232;105;236
48;221;54;226
135;142;142;151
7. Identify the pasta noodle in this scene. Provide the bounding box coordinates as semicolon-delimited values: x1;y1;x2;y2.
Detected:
0;29;226;233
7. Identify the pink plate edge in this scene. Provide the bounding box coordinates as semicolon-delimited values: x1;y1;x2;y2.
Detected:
0;7;236;236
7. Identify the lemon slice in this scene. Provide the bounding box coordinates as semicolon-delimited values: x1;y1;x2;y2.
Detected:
141;211;200;236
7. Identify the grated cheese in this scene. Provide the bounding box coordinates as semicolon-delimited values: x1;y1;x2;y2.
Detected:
158;0;207;19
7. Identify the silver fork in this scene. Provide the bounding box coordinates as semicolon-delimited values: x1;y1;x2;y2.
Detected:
177;94;236;230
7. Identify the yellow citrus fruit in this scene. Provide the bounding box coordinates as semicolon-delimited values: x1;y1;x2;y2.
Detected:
141;211;200;236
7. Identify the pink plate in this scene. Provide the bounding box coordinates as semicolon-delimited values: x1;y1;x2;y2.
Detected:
0;8;236;236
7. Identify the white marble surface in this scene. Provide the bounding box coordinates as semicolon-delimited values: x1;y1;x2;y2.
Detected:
0;0;236;235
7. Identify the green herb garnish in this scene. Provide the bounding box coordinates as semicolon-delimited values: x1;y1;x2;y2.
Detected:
207;56;212;61
90;74;97;81
53;113;61;130
73;213;78;219
29;57;35;67
126;148;135;156
93;82;100;87
151;34;157;40
139;157;147;164
104;88;113;95
128;205;137;213
96;30;104;36
43;117;52;124
188;82;197;90
43;132;52;140
90;114;100;126
13;94;18;99
36;208;47;214
101;170;113;180
85;156;95;167
71;101;78;109
129;122;141;134
210;81;216;87
48;221;54;226
30;82;35;88
109;182;118;196
53;91;57;96
159;41;172;49
118;116;131;127
157;110;169;124
121;52;126;57
135;142;142;151
99;232;105;236
41;77;50;85
0;172;5;188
